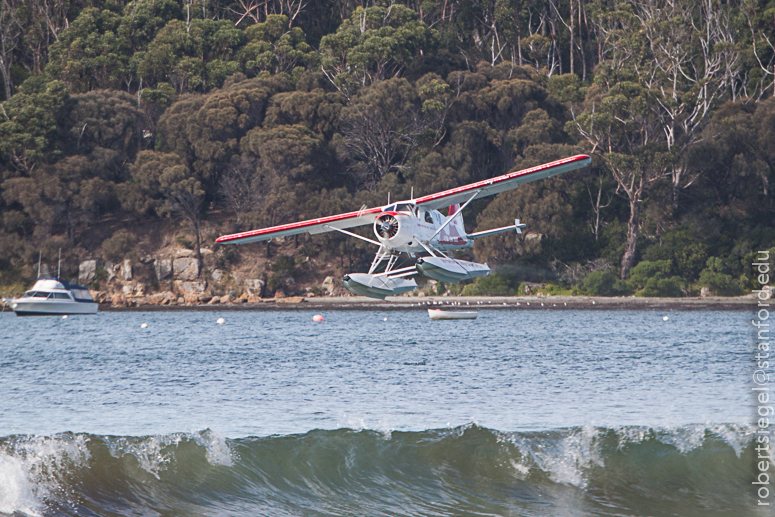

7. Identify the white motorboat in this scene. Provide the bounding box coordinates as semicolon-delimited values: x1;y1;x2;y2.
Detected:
8;278;98;316
427;308;478;320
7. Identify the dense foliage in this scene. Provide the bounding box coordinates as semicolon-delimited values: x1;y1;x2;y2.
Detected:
1;0;773;295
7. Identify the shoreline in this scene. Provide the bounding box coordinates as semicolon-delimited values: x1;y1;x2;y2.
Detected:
95;294;757;312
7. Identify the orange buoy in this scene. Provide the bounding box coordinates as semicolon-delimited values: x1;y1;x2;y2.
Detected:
313;314;324;322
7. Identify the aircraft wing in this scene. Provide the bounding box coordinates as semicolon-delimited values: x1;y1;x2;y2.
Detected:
216;154;590;245
215;206;384;245
413;154;591;210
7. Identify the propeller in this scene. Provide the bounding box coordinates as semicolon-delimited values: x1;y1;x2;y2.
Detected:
376;214;399;239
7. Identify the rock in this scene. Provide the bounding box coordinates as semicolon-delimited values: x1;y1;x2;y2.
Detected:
198;294;211;303
173;257;199;281
286;277;295;286
105;262;116;283
700;287;710;298
184;294;199;305
177;297;185;304
208;296;220;304
238;293;248;302
122;284;133;296
276;296;304;303
236;296;246;303
79;260;98;284
135;283;145;297
148;293;165;305
135;297;148;306
244;279;265;297
122;259;132;281
211;269;225;282
111;293;124;306
155;259;172;281
274;290;286;299
175;249;194;258
417;292;425;297
220;294;231;304
175;280;207;293
247;295;261;303
140;255;155;264
200;248;213;256
322;276;335;295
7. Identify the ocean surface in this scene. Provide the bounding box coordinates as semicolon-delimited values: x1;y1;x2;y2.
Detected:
0;308;761;516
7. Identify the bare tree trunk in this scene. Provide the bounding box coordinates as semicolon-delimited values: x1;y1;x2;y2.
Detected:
621;195;640;279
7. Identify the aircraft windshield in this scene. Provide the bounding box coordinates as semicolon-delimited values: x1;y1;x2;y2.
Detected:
394;203;414;213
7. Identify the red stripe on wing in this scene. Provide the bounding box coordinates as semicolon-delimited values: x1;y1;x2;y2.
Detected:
215;207;383;244
414;154;590;206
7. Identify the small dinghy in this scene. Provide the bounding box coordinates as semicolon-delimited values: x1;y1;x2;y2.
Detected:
428;309;478;320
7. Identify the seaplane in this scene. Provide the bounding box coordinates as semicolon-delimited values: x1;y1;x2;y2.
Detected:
216;155;591;299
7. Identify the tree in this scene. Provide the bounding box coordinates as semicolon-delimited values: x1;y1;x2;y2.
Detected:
319;4;436;98
0;78;69;174
0;0;21;101
240;14;318;76
337;77;430;187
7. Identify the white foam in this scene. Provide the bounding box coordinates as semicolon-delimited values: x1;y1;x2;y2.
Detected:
0;453;40;516
0;434;91;516
107;431;234;477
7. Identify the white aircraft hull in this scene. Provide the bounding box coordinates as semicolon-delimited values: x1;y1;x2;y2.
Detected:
342;273;418;299
415;257;490;283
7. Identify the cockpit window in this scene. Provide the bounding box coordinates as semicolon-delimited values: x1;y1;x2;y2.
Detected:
424;211;434;224
395;203;414;213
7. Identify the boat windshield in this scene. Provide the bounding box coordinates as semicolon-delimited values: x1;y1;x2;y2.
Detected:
72;289;94;301
22;291;46;298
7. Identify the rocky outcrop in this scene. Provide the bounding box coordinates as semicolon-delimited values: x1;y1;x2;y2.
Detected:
155;259;172;280
322;276;335;295
211;269;225;282
173;257;199;281
244;279;265;297
122;260;132;281
276;296;305;303
174;280;207;293
79;260;98;284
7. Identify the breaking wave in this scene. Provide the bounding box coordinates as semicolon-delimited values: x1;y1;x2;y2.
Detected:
0;424;759;517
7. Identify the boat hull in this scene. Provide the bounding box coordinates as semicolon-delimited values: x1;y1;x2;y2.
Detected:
428;309;478;320
11;300;98;316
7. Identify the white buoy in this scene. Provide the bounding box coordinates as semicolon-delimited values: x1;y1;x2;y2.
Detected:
663;315;669;321
140;323;148;329
383;317;388;321
216;317;226;325
592;301;596;305
313;314;323;322
61;315;67;319
541;303;544;306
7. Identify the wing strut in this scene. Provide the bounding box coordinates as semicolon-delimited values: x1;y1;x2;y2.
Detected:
322;225;381;247
429;190;481;243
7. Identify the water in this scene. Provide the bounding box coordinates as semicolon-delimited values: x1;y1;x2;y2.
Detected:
0;309;761;516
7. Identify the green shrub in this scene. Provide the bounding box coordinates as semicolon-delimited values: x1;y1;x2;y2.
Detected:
176;235;193;249
101;230;137;262
461;283;481;296
627;260;673;291
636;275;684;297
698;257;744;296
473;274;512;296
579;271;630;296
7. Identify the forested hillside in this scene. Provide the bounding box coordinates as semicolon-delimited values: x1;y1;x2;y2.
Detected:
0;0;773;298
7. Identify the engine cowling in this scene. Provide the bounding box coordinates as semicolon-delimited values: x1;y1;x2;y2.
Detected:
373;212;413;247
